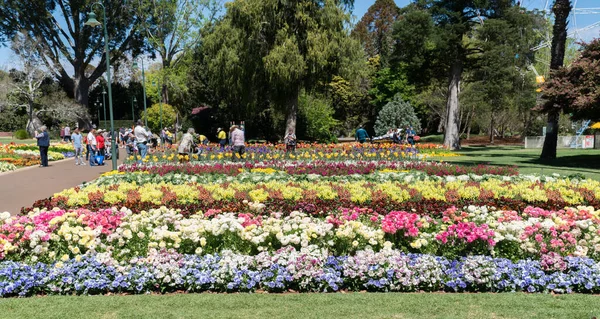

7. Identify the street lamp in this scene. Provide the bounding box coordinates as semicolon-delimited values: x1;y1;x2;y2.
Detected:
85;4;117;170
102;88;107;129
133;59;148;127
131;96;138;122
95;99;100;126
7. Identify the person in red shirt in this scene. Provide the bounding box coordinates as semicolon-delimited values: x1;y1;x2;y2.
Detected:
96;129;105;157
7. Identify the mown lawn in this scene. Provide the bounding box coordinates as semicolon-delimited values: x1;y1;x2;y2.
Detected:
0;293;599;319
0;137;41;145
432;146;600;180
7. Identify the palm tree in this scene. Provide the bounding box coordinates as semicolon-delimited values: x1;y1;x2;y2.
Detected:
540;0;572;159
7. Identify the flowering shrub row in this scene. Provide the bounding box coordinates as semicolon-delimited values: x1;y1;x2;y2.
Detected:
3;206;600;263
2;247;600;297
119;161;518;177
36;179;600;215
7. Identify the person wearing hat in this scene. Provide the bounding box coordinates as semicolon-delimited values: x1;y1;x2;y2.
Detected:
217;127;227;151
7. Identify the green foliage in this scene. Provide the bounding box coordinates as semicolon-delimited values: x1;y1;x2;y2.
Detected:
14;129;29;140
299;92;339;143
0;108;27;132
142;103;178;133
0;0;143;105
202;0;363;136
369;66;415;109
374;95;421;136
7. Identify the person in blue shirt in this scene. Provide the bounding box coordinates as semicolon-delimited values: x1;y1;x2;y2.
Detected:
355;125;370;144
405;125;416;146
71;127;85;165
34;126;50;167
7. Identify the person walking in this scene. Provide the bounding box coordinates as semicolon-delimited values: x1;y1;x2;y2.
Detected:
217;127;227;151
72;127;85;165
230;125;245;161
64;125;71;142
284;129;297;154
34;126;50;167
87;129;98;166
134;120;150;163
59;126;65;142
355;125;370;144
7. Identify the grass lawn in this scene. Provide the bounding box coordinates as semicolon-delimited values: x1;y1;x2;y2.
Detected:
0;293;599;319
0;137;39;145
432;146;600;180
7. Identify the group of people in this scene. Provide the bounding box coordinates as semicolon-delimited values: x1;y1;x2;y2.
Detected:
178;125;246;162
359;125;417;146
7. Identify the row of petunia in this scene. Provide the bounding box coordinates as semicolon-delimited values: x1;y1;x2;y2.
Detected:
42;179;600;215
95;169;568;188
2;206;600;263
118;161;519;177
2;247;600;297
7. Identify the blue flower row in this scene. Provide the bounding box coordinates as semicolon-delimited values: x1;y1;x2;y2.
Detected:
2;248;600;297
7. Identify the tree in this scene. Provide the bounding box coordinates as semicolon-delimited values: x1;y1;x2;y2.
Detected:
541;38;600;122
0;0;143;107
134;0;219;105
352;0;399;62
393;1;515;150
203;0;362;137
374;95;421;136
540;0;572;159
142;103;177;132
9;34;46;135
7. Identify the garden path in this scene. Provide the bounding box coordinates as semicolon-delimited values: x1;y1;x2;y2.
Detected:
0;149;125;215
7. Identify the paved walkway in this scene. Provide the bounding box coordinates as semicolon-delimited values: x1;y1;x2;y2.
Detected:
0;149;125;215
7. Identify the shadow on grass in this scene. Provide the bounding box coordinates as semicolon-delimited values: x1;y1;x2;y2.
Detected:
527;154;600;170
457;146;523;153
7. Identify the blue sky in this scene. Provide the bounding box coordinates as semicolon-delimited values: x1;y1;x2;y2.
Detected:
1;0;599;70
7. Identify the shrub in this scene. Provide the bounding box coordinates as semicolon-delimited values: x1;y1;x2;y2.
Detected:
299;92;339;143
14;129;29;139
374;95;421;136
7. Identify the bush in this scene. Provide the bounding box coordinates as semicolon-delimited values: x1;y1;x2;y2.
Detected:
14;129;29;139
299;92;339;143
141;103;177;133
374;95;421;136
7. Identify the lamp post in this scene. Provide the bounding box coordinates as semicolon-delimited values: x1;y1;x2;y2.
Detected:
85;3;117;170
102;88;107;129
95;100;101;126
133;59;148;127
131;96;135;122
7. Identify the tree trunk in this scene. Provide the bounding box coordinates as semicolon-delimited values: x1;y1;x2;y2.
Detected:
489;115;495;144
541;0;571;159
284;88;300;136
443;60;463;150
26;101;43;136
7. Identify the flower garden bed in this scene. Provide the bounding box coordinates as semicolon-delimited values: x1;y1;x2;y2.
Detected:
2;143;600;297
0;143;74;169
126;143;460;163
